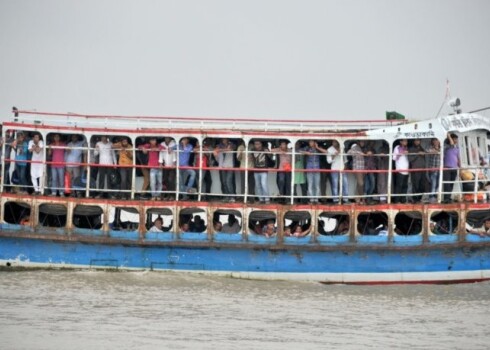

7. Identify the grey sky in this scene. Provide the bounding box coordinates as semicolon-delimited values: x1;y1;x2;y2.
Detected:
0;0;489;122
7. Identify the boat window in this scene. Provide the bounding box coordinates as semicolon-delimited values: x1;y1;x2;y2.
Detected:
213;209;242;233
344;139;388;203
394;211;422;235
109;207;139;231
357;212;388;235
284;211;311;237
73;205;104;230
318;212;350;236
202;138;245;200
179;207;207;233
3;201;31;225
89;135;133;199
430;211;458;235
249;210;276;236
466;210;490;234
146;208;173;232
135;136;176;199
38;204;67;228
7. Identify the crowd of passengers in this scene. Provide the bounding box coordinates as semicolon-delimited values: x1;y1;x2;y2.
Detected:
1;130;489;204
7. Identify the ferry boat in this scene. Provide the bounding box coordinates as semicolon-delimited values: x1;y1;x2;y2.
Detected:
0;107;489;284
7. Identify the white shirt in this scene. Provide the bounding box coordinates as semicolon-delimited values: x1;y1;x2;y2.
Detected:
28;140;44;163
159;140;176;166
326;146;344;170
393;145;409;175
95;141;116;165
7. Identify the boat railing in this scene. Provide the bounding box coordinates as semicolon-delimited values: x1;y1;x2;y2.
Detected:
2;145;489;205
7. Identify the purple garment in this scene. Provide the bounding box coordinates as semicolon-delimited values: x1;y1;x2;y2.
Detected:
444;145;459;169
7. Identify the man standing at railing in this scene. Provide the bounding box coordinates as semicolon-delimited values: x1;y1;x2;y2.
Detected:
327;140;349;204
443;133;460;203
94;135;116;198
65;135;86;189
271;140;292;203
160;137;177;200
301;140;328;203
251;140;272;204
427;138;441;203
216;138;236;202
112;137;133;199
173;137;195;199
393;139;409;203
408;138;427;203
347;142;366;204
1;130;15;192
48;134;65;196
28;133;44;195
140;137;164;200
13;132;29;193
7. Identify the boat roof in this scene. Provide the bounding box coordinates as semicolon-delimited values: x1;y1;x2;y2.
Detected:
3;110;489;139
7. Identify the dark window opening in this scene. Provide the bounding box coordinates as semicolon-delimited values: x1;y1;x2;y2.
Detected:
4;201;31;225
357;212;388;236
109;207;139;231
179;207;207;233
394;212;422;235
318;212;350;236
73;205;103;230
39;204;67;228
430;211;458;235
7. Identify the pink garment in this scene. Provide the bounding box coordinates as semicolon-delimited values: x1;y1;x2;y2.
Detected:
51;142;66;168
142;144;163;167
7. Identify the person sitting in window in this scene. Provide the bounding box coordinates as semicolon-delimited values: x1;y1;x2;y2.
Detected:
222;214;241;233
190;215;206;232
213;220;223;233
180;222;190;233
467;218;490;238
291;225;310;237
148;217;164;232
262;220;277;237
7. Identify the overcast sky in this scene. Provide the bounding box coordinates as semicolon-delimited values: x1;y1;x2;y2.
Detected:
0;0;489;122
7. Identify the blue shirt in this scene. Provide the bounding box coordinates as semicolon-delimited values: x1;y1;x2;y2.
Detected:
15;141;29;166
302;146;322;169
178;144;193;166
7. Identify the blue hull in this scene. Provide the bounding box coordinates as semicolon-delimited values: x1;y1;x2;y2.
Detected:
1;234;490;284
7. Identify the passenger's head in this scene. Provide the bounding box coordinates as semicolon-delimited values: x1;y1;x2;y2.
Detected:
181;137;189;146
164;137;173;144
194;215;202;223
53;134;60;142
294;225;302;234
180;222;189;232
121;137;129;146
485;219;490;229
17;132;24;142
253;140;263;150
413;138;421;145
228;214;236;225
149;137;157;146
450;134;458;144
279;140;288;151
33;133;41;142
213;221;222;232
359;140;365;147
332;140;339;148
71;134;79;142
222;138;229;145
266;220;275;229
431;138;440;147
399;139;407;146
308;140;316;148
154;217;163;229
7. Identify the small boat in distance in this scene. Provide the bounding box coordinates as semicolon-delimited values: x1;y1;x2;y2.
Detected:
0;107;489;284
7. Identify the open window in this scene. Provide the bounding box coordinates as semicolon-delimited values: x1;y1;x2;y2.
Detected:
3;201;31;225
284;211;311;237
394;211;422;236
248;210;276;236
179;207;207;233
109;207;139;231
318;212;350;236
73;205;103;230
430;211;458;235
213;209;242;233
357;212;388;236
146;208;173;232
38;204;67;228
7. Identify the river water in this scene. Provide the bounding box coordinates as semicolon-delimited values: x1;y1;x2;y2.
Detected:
0;270;489;350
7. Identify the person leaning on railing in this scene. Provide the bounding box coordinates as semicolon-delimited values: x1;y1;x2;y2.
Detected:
408;138;427;203
392;139;409;203
443;133;460;203
427;138;441;203
251;140;272;204
112;137;133;199
301;140;328;204
47;133;65;196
